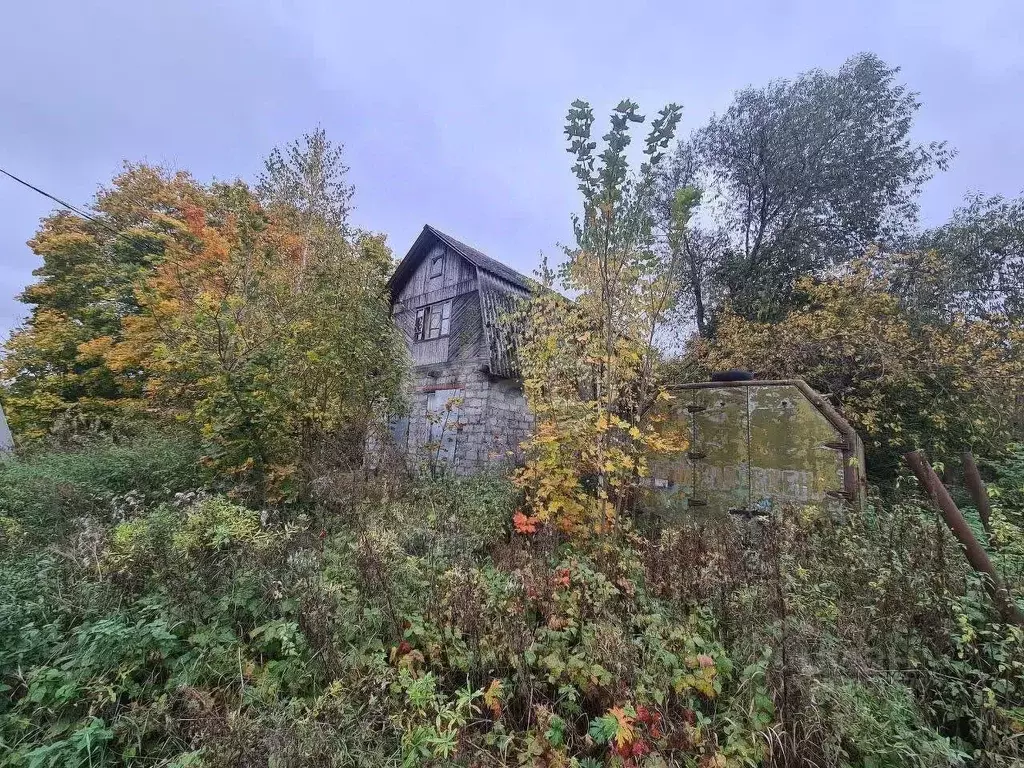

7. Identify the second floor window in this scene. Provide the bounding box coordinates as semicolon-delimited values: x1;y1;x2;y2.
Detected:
429;254;444;278
415;300;452;341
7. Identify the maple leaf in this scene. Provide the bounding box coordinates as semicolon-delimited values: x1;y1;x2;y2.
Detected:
513;511;539;534
609;706;636;749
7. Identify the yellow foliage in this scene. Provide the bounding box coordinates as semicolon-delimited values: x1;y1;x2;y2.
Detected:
513;261;688;535
608;706;636;749
699;259;1024;476
483;678;504;718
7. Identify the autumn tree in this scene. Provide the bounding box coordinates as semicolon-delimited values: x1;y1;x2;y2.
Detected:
106;181;290;498
515;100;690;536
661;53;952;332
109;137;405;502
0;165;204;442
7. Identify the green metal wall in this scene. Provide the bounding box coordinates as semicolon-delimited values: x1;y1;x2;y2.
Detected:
649;380;864;518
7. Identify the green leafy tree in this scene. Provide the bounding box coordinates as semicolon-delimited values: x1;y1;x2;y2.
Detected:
895;193;1024;320
257;131;407;492
259;127;354;229
0;165;203;442
662;52;953;331
515;100;689;535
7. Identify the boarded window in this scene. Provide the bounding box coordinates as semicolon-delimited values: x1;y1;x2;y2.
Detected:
426;388;462;465
415;300;452;341
429;254;444;278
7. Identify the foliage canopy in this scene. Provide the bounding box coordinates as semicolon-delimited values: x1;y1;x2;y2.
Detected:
515;99;692;536
697;258;1024;479
660;52;953;331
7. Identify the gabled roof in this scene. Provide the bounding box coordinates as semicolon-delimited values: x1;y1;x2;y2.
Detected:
388;224;534;296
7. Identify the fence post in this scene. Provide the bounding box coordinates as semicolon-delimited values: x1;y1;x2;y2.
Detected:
962;451;993;537
904;450;1023;627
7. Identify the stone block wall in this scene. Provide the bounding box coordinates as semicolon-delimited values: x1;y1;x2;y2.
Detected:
400;361;533;475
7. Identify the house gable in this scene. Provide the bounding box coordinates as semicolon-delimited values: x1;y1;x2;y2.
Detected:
389;226;533;376
388;225;533;299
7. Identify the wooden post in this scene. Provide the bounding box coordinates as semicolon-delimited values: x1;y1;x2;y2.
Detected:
904;450;1023;627
962;451;993;537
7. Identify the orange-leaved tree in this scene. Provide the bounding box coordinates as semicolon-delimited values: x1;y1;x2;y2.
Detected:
1;165;205;442
106;181;299;498
514;100;693;536
110;134;405;502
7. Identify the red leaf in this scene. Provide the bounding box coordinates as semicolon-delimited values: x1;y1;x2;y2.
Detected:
513;511;539;534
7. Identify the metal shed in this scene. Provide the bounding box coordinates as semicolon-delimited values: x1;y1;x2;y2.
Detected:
649;379;866;517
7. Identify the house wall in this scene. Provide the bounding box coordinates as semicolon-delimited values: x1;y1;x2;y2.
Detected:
399;362;532;475
478;270;531;378
449;291;485;363
480;377;533;467
384;241;532;475
392;243;482;368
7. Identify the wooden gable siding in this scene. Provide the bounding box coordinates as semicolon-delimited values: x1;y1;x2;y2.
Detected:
394;242;476;304
448;290;485;363
479;270;531;378
411;336;449;366
392;243;484;368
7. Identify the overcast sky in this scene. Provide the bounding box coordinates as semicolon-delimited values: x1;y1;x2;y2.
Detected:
2;0;1023;340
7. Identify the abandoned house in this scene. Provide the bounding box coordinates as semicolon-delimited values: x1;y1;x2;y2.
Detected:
385;225;535;473
382;226;866;522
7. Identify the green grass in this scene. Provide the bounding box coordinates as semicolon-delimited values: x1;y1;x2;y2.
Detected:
0;430;202;535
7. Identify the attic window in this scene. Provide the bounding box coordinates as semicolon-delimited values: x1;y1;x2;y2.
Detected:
429;253;444;278
415;300;452;341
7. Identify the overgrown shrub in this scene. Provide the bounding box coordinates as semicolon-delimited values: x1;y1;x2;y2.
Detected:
812;680;964;768
0;430;202;535
0;493;309;767
984;445;1024;581
3;439;1022;767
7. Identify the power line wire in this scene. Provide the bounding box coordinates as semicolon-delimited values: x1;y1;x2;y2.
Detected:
0;167;120;236
0;167;97;221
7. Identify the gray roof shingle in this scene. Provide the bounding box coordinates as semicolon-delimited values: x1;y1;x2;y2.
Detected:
388;225;535;296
